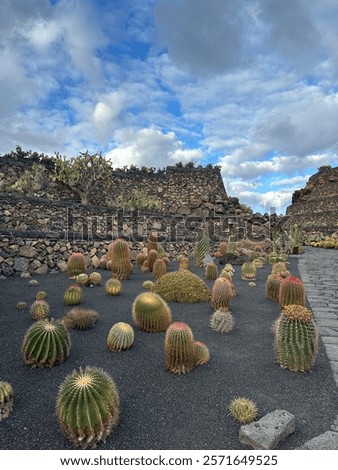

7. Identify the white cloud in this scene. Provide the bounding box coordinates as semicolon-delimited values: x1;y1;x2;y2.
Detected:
92;92;125;140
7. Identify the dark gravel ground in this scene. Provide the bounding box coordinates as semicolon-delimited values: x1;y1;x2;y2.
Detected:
0;256;337;450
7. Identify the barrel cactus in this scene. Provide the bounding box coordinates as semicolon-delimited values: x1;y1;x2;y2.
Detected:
99;256;108;269
64;285;83;306
278;276;306;307
62;308;99;330
194;341;210;365
211;278;233;311
265;274;282;302
205;262;218;280
16;301;27;310
89;272;101;286
210;308;234;333
56;366;120;449
136;252;146;269
30;299;50;320
195;233;210;267
110;239;132;280
105;278;122;296
76;273;89;287
107;322;134;351
0;381;13;421
142;280;154;290
147;232;158;253
152;258;167;279
35;291;47;300
178;256;190;271
274;305;318;372
22;319;70;368
241;262;256;281
147;249;158;272
164;322;196;375
67;252;86;278
229;397;258;424
132;292;172;332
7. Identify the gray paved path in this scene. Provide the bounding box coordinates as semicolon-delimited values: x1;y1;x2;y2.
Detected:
297;246;338;449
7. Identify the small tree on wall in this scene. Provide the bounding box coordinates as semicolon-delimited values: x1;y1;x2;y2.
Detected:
52;151;112;205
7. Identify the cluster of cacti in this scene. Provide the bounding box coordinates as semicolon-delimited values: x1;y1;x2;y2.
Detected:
35;291;47;300
228;397;258;424
211;278;234;311
0;381;13;421
132;292;172;332
107;322;134;351
241;262;256;281
274;305;318;372
278;276;306;307
64;285;83;306
214;241;227;258
89;272;101;286
310;236;338;249
105;278;122;296
22;319;70;367
220;264;235;280
265;274;282;302
152;270;210;303
210;309;234;333
205;262;218;280
109;239;132;280
152;258;167;279
67;252;87;278
194;341;210;365
16;301;27;310
76;273;89;286
62;308;99;330
30;299;50;320
164;322;196;374
56;366;120;449
195;233;210;267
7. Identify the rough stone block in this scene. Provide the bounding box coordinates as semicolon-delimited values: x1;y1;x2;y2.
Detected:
13;257;29;272
300;431;338;450
239;410;295;450
19;246;37;258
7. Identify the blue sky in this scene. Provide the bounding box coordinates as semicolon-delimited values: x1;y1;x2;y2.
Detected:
1;0;338;214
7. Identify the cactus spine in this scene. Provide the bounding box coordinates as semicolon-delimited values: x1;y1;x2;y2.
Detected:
105;278;122;296
152;258;167;279
107;322;134;351
110;239;132;280
274;305;318;372
164;322;196;374
56;366;120;449
64;285;83;306
22;319;70;367
229;397;258;424
194;341;210;365
278;276;306;307
211;278;233;311
67;252;86;278
30;299;50;320
132;292;172;332
0;381;13;420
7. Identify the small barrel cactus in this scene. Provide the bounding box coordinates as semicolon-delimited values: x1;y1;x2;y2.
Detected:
142;280;154;290
178;256;190;271
195;233;210;267
22;319;71;367
210;309;234;333
141;260;150;273
35;291;47;300
16;301;27;310
30;299;50;320
76;273;89;287
105;278;122;296
136;252;146;269
274;305;318;372
152;258;167;279
89;272;102;286
211;278;233;311
271;262;287;274
0;381;13;421
64;285;83;306
147;249;158;272
229;397;258;424
205;262;218;280
107;322;134;351
110;239;132;280
56;366;120;449
132;292;172;332
62;308;99;330
28;279;39;286
194;341;210;365
241;262;257;281
164;322;196;374
278;276;306;307
265;274;282;302
67;252;87;278
147;232;158;253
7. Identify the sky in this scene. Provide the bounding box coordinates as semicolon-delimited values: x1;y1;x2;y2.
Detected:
1;0;338;214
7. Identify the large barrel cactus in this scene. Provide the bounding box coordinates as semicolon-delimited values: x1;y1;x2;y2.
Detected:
0;381;13;421
278;276;306;307
56;366;120;449
211;278;233;311
22;319;71;367
107;322;134;351
110;239;132;280
67;252;87;278
274;305;318;372
132;292;172;332
152;258;167;279
265;274;282;302
164;322;196;374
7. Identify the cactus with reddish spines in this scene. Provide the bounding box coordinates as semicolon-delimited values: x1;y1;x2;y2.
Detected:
195;233;210;267
132;292;172;333
0;381;13;421
205;262;218;280
147;249;158;272
107;322;134;351
109;239;132;280
147;232;158;254
64;285;83;306
211;278;233;311
30;299;49;320
22;319;70;368
99;256;108;269
274;305;318;372
62;308;99;330
229;397;258;424
136;252;146;269
241;262;256;281
152;258;167;279
35;291;47;300
278;276;306;307
210;308;234;333
89;272;101;286
76;273;89;287
67;252;86;278
265;274;282;302
179;256;190;271
56;366;120;449
194;341;210;365
105;278;122;296
164;322;196;375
